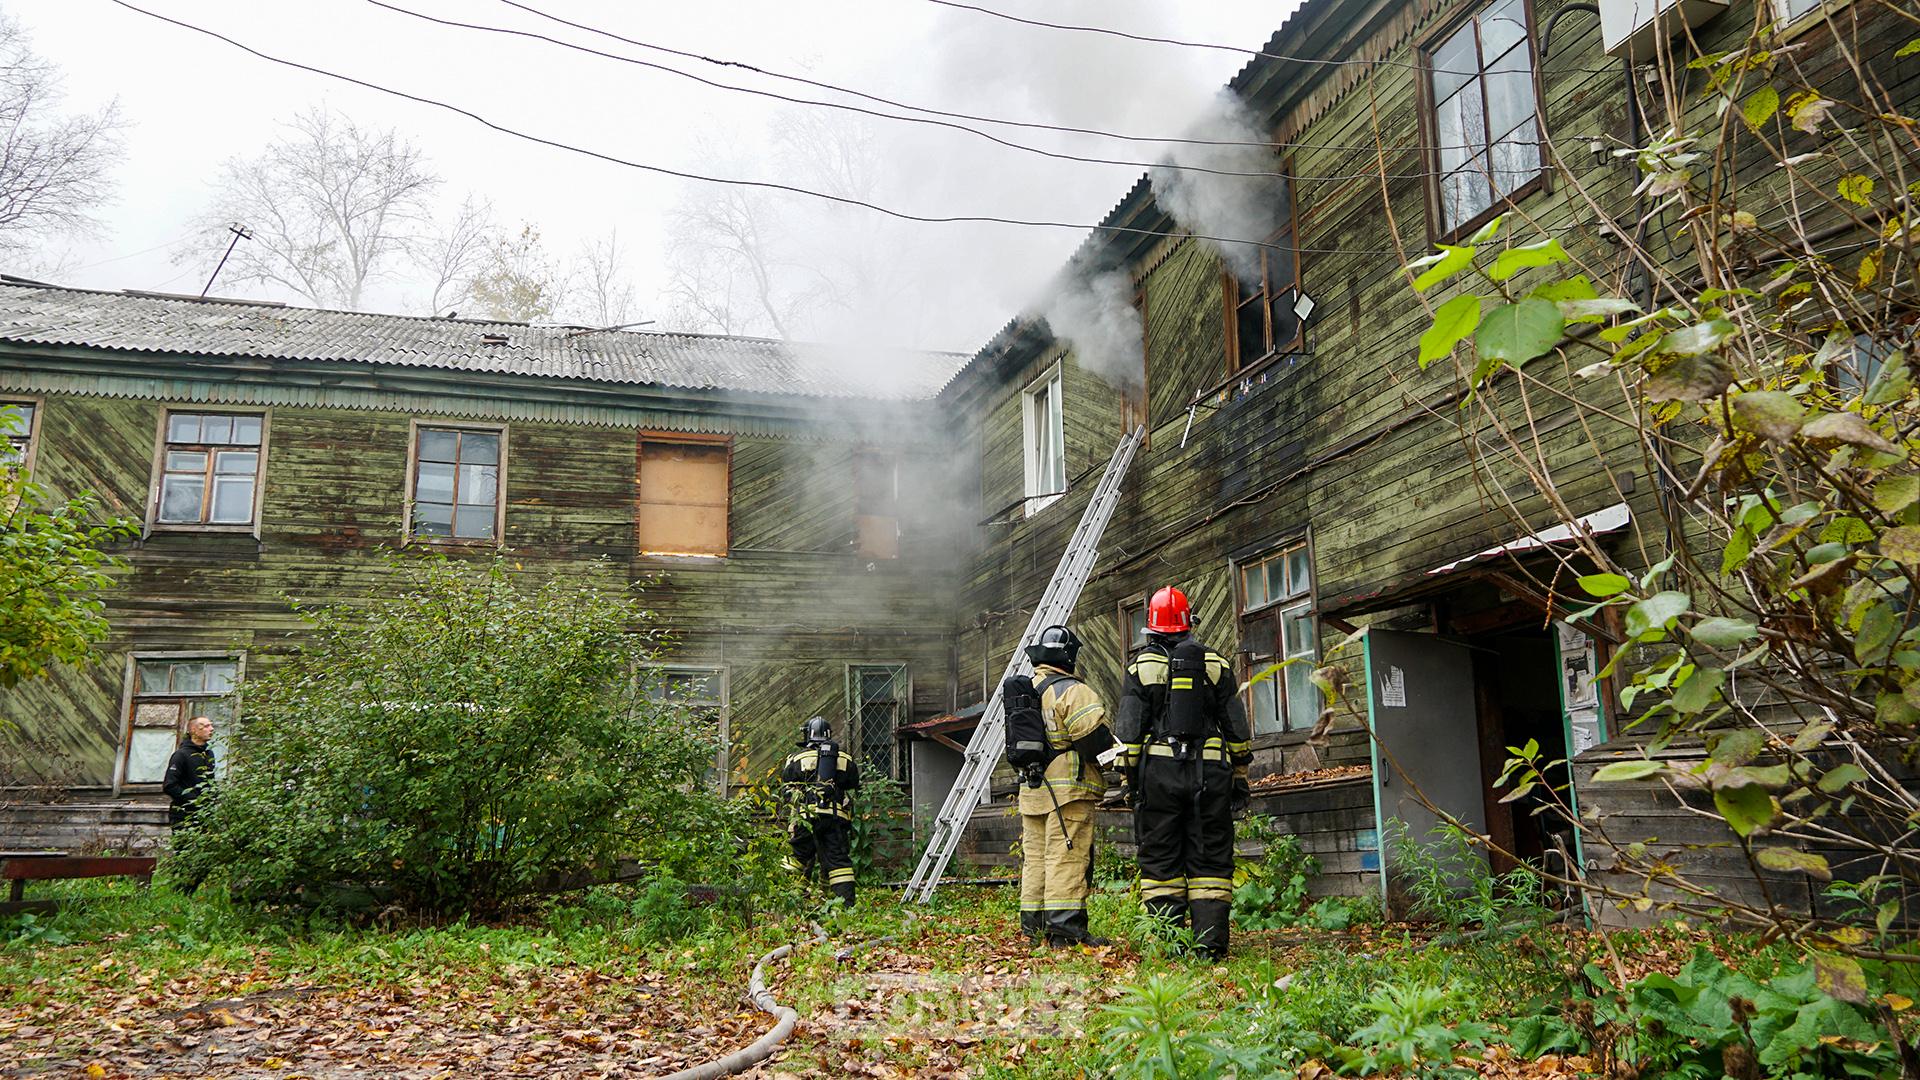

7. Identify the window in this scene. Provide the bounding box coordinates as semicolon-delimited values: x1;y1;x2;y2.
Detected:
854;449;899;559
154;411;264;527
1118;595;1150;658
1772;0;1824;22
1425;0;1545;238
1224;176;1303;374
123;656;238;786
849;663;909;780
637;435;730;557
1022;365;1065;516
0;401;36;469
409;424;504;541
1237;540;1319;735
648;665;728;785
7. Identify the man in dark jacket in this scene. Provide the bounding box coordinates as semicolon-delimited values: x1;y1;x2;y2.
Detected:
163;715;216;828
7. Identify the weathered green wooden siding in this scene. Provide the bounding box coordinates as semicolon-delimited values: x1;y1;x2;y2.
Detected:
1;387;956;792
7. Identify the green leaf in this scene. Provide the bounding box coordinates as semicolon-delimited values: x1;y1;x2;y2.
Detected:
1468;214;1505;244
1692;617;1758;648
1732;391;1806;443
1577;573;1632;598
1671;666;1725;714
1475;299;1565;369
1529;276;1596;303
1898;37;1920;58
1714;781;1778;836
1662;318;1738;356
1592;759;1665;782
1819;516;1874;545
1721;527;1755;575
1806;541;1848;564
1626;591;1691;637
1881;525;1920;565
1708;728;1766;766
1838;174;1875;206
1411;245;1475;291
1754;847;1830;879
1873;475;1920;514
1816;763;1869;794
1741;85;1780;129
1418;294;1483;368
1489;238;1570;282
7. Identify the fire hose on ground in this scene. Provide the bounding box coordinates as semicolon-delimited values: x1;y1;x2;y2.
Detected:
656;923;898;1080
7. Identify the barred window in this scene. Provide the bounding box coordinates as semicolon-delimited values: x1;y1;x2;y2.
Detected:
849;664;908;780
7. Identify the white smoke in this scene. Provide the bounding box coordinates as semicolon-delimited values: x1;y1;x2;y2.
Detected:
1039;267;1142;390
1148;90;1287;282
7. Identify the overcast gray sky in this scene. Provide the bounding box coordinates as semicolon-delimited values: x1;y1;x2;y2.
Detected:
17;0;1298;353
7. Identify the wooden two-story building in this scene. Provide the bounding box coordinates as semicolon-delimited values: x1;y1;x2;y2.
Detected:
0;281;966;850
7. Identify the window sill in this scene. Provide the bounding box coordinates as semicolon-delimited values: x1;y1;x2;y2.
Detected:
1022;491;1065;519
405;536;505;550
1199;346;1309;406
636;551;729;562
145;523;260;540
1771;0;1856;41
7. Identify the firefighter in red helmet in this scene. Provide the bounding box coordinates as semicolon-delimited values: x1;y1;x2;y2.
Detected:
1114;586;1252;959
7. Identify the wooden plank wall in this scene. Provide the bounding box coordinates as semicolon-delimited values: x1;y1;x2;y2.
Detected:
2;394;958;799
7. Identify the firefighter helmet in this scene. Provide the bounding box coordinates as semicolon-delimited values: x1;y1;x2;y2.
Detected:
1025;624;1081;671
1146;586;1192;634
800;715;833;747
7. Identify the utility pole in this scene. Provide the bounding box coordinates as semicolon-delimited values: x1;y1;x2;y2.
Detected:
199;223;252;298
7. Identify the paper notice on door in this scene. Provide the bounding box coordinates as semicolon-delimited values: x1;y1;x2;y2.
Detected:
1379;664;1407;708
1568;708;1602;755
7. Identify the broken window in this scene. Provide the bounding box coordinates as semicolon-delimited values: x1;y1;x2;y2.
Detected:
123;656;238;786
1222;174;1303;376
154;411;264;527
637;436;730;557
1022;365;1065;516
854;449;899;559
1425;0;1545;239
1;401;36;469
1237;540;1319;735
849;663;908;780
408;424;503;541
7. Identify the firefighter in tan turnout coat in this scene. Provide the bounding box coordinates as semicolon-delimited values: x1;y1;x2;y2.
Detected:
1015;625;1116;947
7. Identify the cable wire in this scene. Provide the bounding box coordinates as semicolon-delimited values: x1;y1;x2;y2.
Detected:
105;0;1413;257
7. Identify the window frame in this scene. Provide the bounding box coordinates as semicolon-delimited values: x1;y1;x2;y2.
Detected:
0;396;42;474
114;650;244;794
402;418;508;546
1021;361;1067;518
847;661;911;781
145;408;271;536
1117;591;1150;661
643;662;730;790
1233;537;1321;736
1220;167;1305;381
635;430;733;559
1417;0;1552;245
1771;0;1855;35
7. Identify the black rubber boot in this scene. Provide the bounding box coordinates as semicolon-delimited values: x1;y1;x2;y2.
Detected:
1020;910;1044;941
1190;899;1230;960
1045;909;1110;948
830;883;856;907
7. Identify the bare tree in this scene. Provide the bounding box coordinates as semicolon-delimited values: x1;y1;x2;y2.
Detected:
566;229;638;327
0;12;122;258
661;179;796;338
180;107;438;308
413;194;497;317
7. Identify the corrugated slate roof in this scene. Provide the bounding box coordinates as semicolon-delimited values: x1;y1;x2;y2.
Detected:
0;281;965;402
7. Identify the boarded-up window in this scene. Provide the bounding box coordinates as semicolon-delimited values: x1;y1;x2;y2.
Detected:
854;450;898;559
124;657;238;785
638;437;730;556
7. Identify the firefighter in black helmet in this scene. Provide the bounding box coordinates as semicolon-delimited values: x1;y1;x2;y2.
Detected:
1016;624;1116;946
780;716;861;906
1114;587;1252;959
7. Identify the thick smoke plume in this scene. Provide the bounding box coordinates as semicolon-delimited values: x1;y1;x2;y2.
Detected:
1149;90;1287;282
1040;267;1142;390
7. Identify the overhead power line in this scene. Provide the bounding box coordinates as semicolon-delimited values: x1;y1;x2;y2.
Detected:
375;0;1563;186
104;0;1415;257
369;0;1280;180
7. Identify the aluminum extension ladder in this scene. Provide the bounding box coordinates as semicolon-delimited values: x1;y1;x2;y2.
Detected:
901;425;1146;904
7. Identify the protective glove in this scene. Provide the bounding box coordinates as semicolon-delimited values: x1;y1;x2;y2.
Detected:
1230;777;1251;817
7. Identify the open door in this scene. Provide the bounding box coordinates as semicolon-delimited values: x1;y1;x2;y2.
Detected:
1365;629;1488;915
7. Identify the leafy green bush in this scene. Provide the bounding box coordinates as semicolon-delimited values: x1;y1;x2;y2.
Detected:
170;555;732;917
1392;822;1551;930
1337;978;1493;1077
1233;828;1321;931
847;773;911;881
